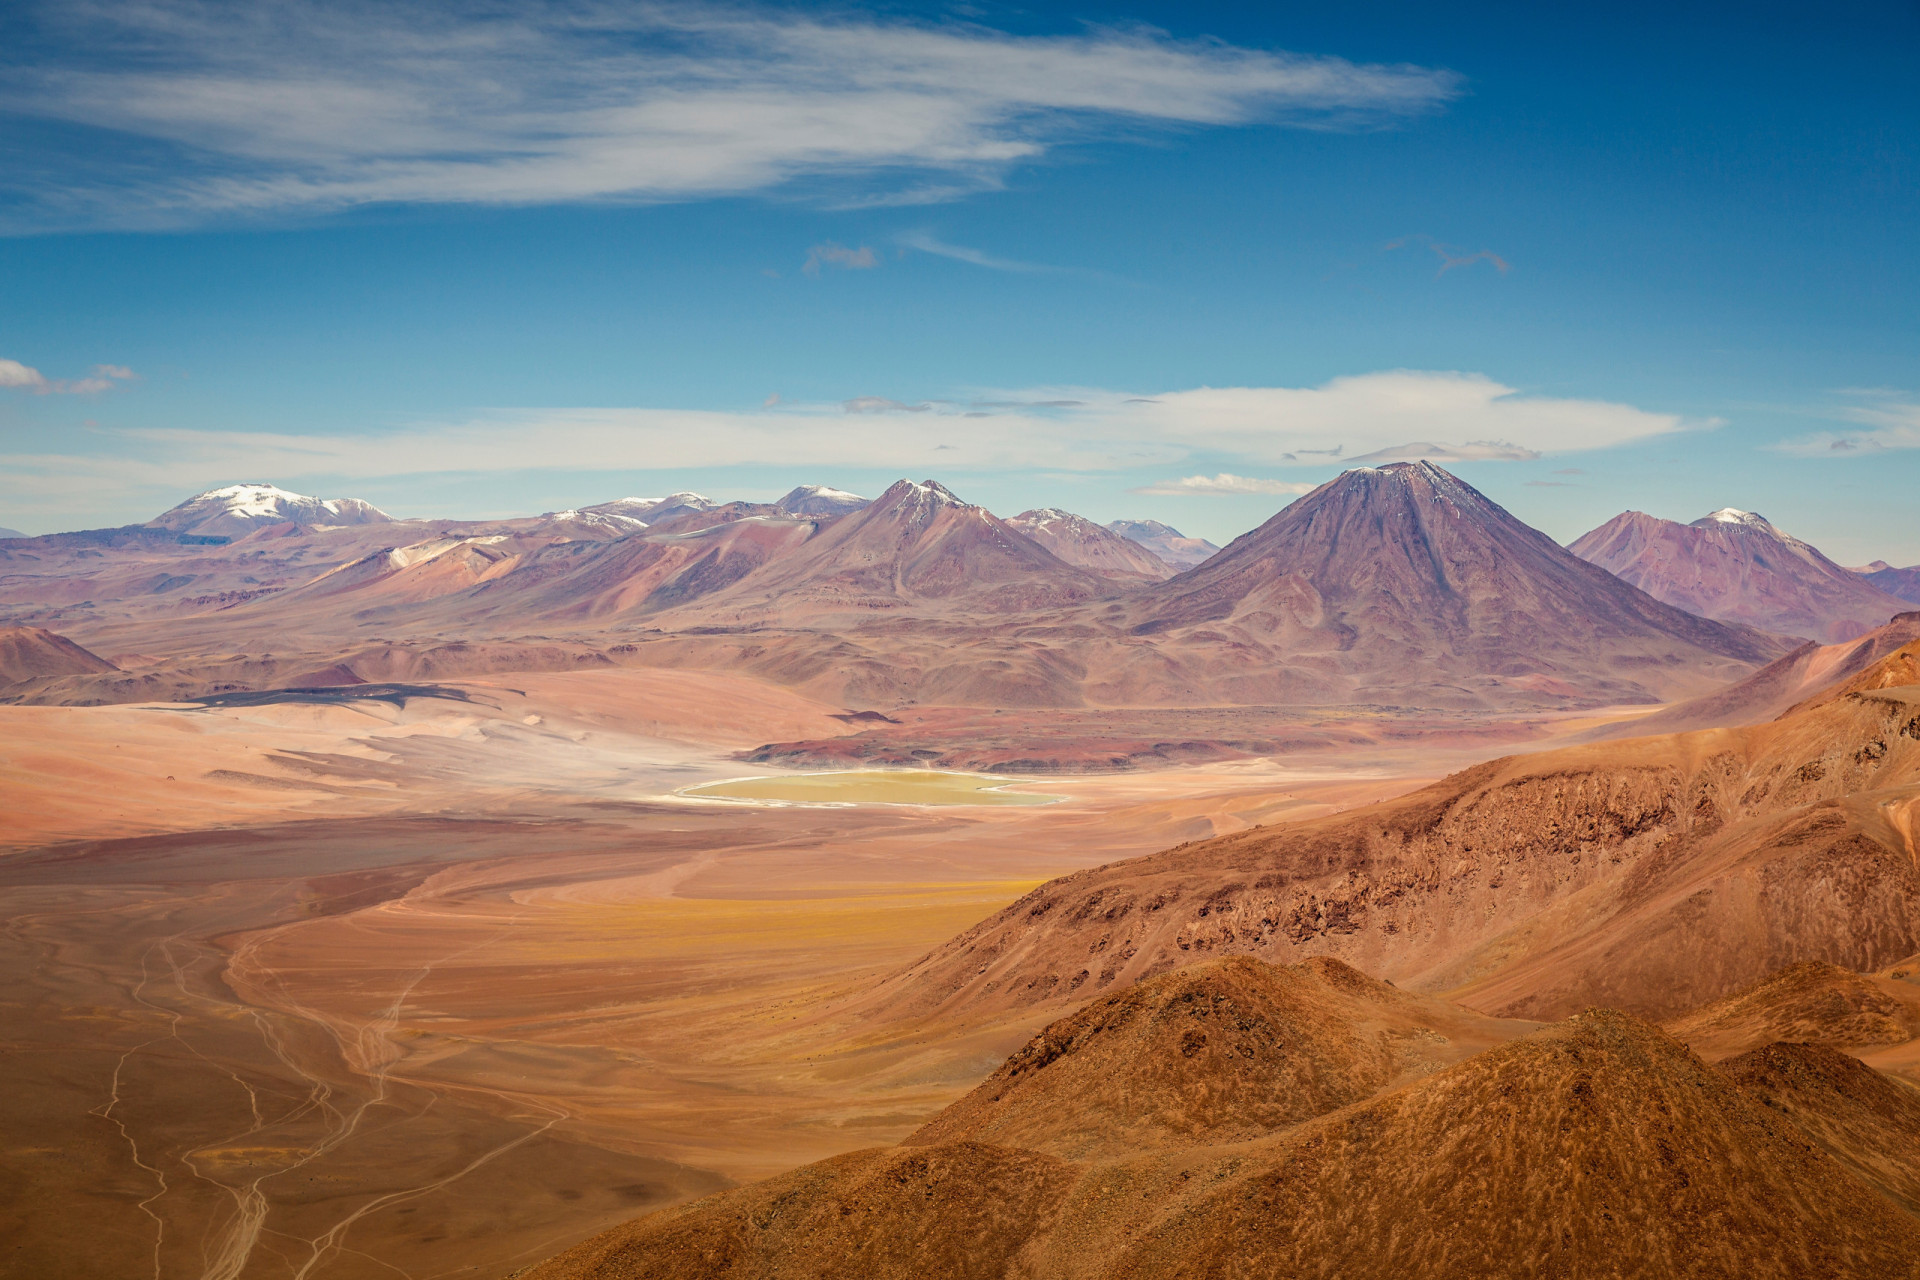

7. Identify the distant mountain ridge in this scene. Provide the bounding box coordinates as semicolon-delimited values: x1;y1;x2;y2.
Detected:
1857;561;1920;607
1106;518;1219;569
1570;507;1908;643
1007;508;1175;580
0;465;1803;712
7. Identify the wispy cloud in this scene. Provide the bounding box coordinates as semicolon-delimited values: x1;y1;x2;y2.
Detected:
1133;473;1319;496
841;396;929;413
0;370;1691;516
1;2;1462;230
1386;234;1510;279
898;230;1052;273
0;357;137;394
802;242;878;275
1773;394;1920;455
1347;440;1539;463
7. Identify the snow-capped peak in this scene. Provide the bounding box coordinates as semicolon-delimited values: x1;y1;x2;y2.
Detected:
581;493;714;522
1010;507;1086;533
774;484;870;516
1698;507;1775;529
882;478;969;508
148;482;392;535
1107;518;1184;539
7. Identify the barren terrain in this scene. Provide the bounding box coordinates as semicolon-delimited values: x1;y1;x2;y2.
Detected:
0;668;1469;1279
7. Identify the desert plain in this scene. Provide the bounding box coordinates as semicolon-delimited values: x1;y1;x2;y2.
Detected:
1;664;1533;1279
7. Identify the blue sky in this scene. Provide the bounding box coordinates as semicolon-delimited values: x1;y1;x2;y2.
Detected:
1;0;1916;561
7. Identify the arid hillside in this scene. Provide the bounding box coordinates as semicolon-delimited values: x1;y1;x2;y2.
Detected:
865;640;1920;1027
1584;609;1920;738
527;956;1920;1280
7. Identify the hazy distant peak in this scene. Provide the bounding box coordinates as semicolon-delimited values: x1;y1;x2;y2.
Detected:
1106;517;1219;570
774;484;869;516
1011;507;1079;530
581;493;714;522
1008;507;1178;580
147;482;393;536
1106;518;1184;539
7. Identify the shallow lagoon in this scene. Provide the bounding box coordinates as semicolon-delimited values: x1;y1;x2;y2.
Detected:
682;768;1059;807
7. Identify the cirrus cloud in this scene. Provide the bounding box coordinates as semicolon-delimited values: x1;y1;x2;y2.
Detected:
1772;395;1920;456
0;370;1692;519
0;1;1462;230
1132;473;1318;496
0;370;1697;525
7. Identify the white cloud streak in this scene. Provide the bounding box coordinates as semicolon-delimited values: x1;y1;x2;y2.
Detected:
1;1;1461;228
898;230;1053;273
0;358;137;394
1773;396;1920;455
0;370;1690;517
1133;473;1318;496
1347;439;1540;463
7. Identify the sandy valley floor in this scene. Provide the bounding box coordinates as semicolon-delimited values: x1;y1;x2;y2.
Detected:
0;668;1606;1279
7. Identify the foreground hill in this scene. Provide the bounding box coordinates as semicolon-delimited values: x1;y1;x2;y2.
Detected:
1571;507;1908;643
1585;609;1920;738
527;959;1920;1280
867;639;1920;1027
1664;960;1920;1059
904;956;1522;1159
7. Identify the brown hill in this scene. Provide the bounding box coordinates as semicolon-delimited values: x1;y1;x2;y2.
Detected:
1571;507;1909;643
867;640;1920;1028
1585;609;1920;738
1005;508;1174;581
903;955;1521;1159
0;626;117;685
1719;1040;1920;1216
1121;462;1786;709
1665;961;1920;1060
526;993;1920;1280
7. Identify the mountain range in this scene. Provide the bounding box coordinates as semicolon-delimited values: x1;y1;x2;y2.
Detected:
1857;560;1920;606
1570;506;1910;643
0;465;1815;711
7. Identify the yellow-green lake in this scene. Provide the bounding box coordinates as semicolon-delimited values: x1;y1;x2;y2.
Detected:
681;769;1059;807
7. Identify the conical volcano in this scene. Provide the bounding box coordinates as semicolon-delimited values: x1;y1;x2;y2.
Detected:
1124;461;1787;706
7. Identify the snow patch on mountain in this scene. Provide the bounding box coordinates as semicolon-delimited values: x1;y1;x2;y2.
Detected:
774;485;870;516
148;483;393;536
